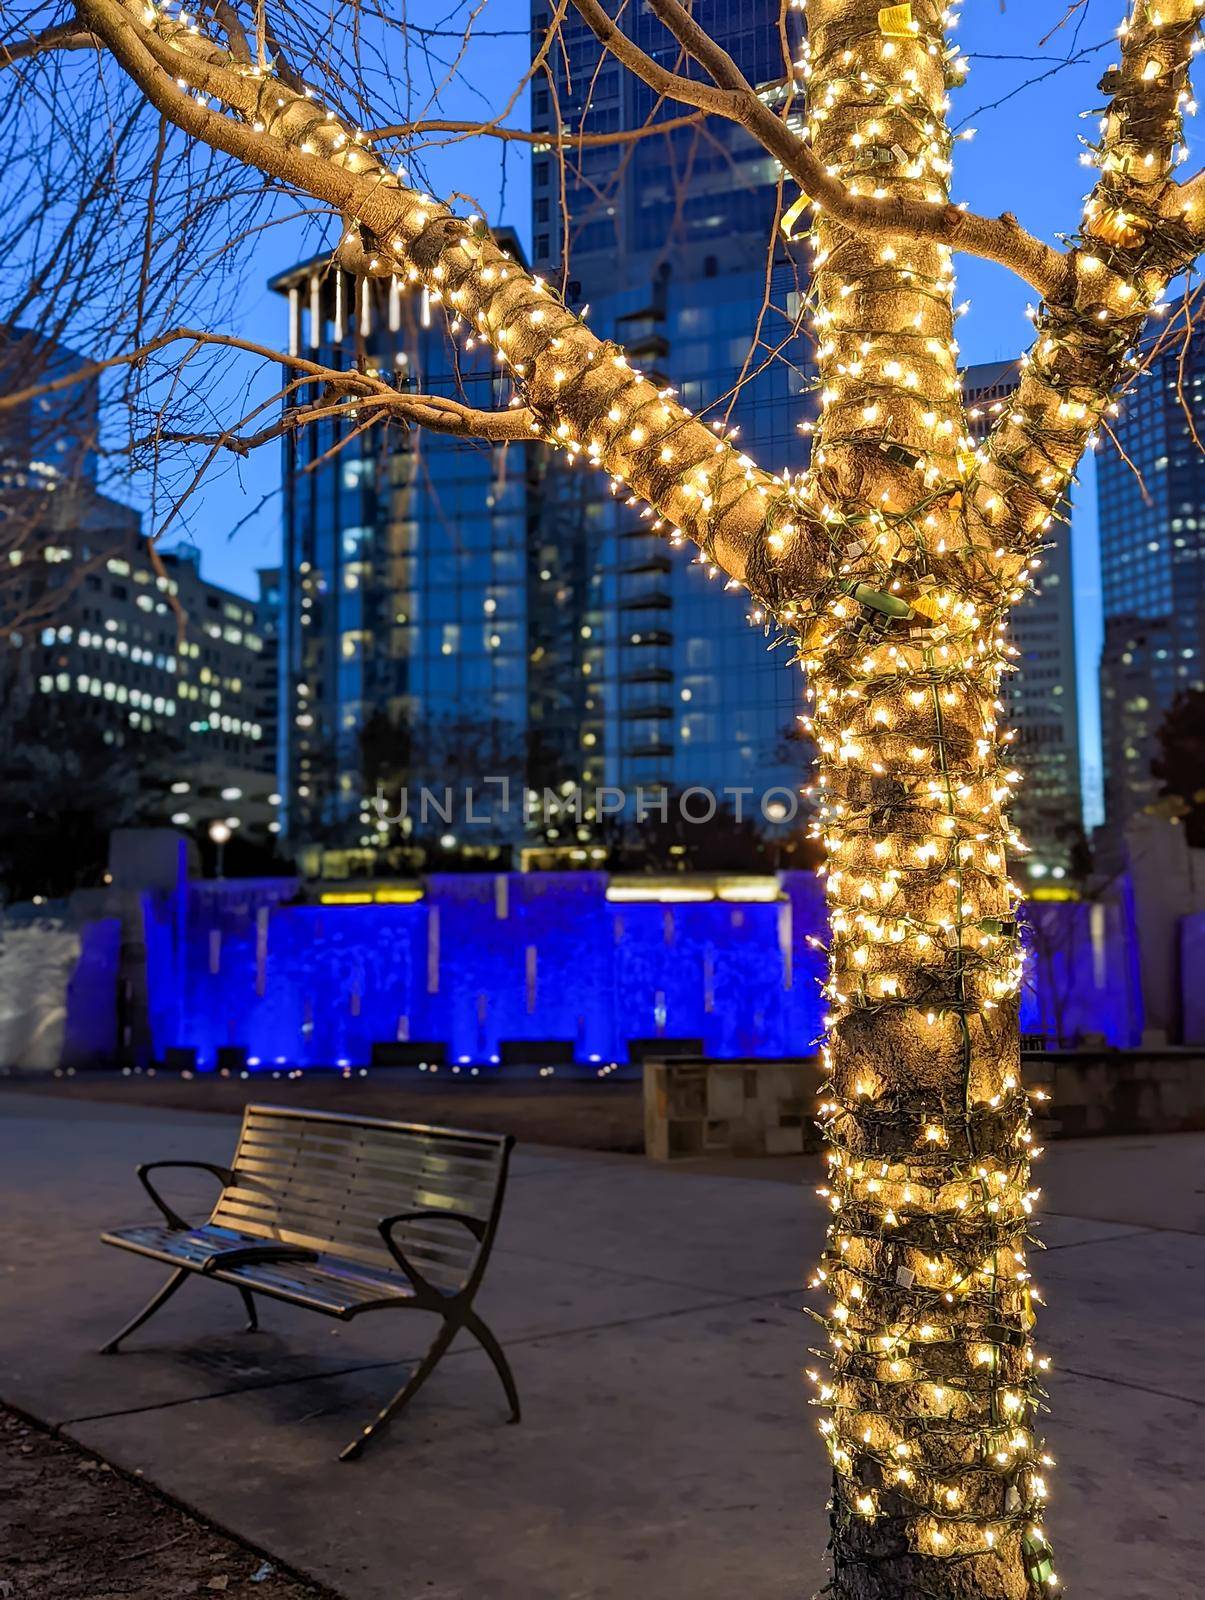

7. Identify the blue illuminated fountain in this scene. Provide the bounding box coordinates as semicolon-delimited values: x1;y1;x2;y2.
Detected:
141;870;1142;1075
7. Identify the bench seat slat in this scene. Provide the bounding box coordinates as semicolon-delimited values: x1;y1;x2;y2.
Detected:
217;1172;481;1215
225;1181;492;1229
213;1200;467;1252
230;1144;499;1194
214;1185;485;1241
212;1260;410;1315
238;1109;506;1156
230;1147;500;1206
102;1222;254;1267
237;1121;504;1171
102;1223;420;1315
226;1152;497;1212
218;1168;490;1213
211;1196;480;1267
236;1128;500;1165
232;1162;498;1204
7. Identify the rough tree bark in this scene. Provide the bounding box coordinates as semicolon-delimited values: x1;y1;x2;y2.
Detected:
7;0;1205;1592
800;0;1055;1587
796;1;1201;1596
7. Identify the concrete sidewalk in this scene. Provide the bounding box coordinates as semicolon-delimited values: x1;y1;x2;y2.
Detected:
0;1091;1202;1599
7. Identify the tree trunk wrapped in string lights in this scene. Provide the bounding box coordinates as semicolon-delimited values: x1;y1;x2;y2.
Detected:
5;0;1205;1593
794;1;1201;1595
797;1;1059;1590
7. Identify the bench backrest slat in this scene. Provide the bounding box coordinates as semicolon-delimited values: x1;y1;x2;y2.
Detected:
210;1105;511;1291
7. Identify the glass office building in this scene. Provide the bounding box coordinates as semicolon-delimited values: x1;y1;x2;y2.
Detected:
527;0;816;845
0;329;277;841
0;326;100;495
271;244;529;868
529;1;800;285
527;269;814;803
1097;329;1204;840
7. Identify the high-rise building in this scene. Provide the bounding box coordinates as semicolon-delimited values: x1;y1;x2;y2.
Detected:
963;360;1083;879
2;327;105;633
0;526;279;840
1097;328;1205;841
157;543;279;839
0;330;278;844
530;1;799;286
0;326;99;496
255;564;282;789
525;0;816;850
271;241;531;872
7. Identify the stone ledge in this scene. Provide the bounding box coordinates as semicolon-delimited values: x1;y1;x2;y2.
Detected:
644;1049;1205;1159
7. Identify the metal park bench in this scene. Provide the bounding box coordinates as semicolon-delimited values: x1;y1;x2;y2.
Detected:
99;1105;519;1459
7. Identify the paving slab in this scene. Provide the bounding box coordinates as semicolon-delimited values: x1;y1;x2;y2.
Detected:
68;1295;810;1600
1044;1371;1205;1600
1039;1131;1205;1235
1040;1227;1205;1403
62;1321;1205;1600
2;1092;1204;1600
497;1157;817;1297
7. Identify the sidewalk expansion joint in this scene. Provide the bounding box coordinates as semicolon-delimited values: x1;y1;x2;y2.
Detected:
1043;1210;1205;1240
1058;1364;1204;1410
1038;1227;1155;1253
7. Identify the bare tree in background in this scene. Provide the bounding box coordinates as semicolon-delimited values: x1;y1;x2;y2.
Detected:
2;0;1204;1593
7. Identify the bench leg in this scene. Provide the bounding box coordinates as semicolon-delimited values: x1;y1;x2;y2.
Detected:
339;1317;459;1462
238;1288;259;1332
463;1310;520;1424
99;1267;189;1354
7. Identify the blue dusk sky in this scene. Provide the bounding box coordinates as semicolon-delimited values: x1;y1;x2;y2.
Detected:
158;0;1157;827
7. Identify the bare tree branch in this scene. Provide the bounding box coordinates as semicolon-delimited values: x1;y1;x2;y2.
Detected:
0;324;537;439
572;0;1069;299
364;110;707;149
970;0;1203;578
72;0;826;610
0;19;101;66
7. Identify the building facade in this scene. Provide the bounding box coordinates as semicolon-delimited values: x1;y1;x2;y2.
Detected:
271;247;531;872
529;0;801;287
525;0;816;858
0;522;279;841
270;10;821;876
0;327;278;845
0;326;99;498
1097;329;1205;842
963;360;1083;879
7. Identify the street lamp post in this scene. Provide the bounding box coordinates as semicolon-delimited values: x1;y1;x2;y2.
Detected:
208;820;231;880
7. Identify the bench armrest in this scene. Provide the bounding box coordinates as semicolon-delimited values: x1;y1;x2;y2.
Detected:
378;1209;485;1302
136;1161;235;1231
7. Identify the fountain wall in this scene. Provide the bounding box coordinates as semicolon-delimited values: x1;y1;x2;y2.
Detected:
138;871;1144;1073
